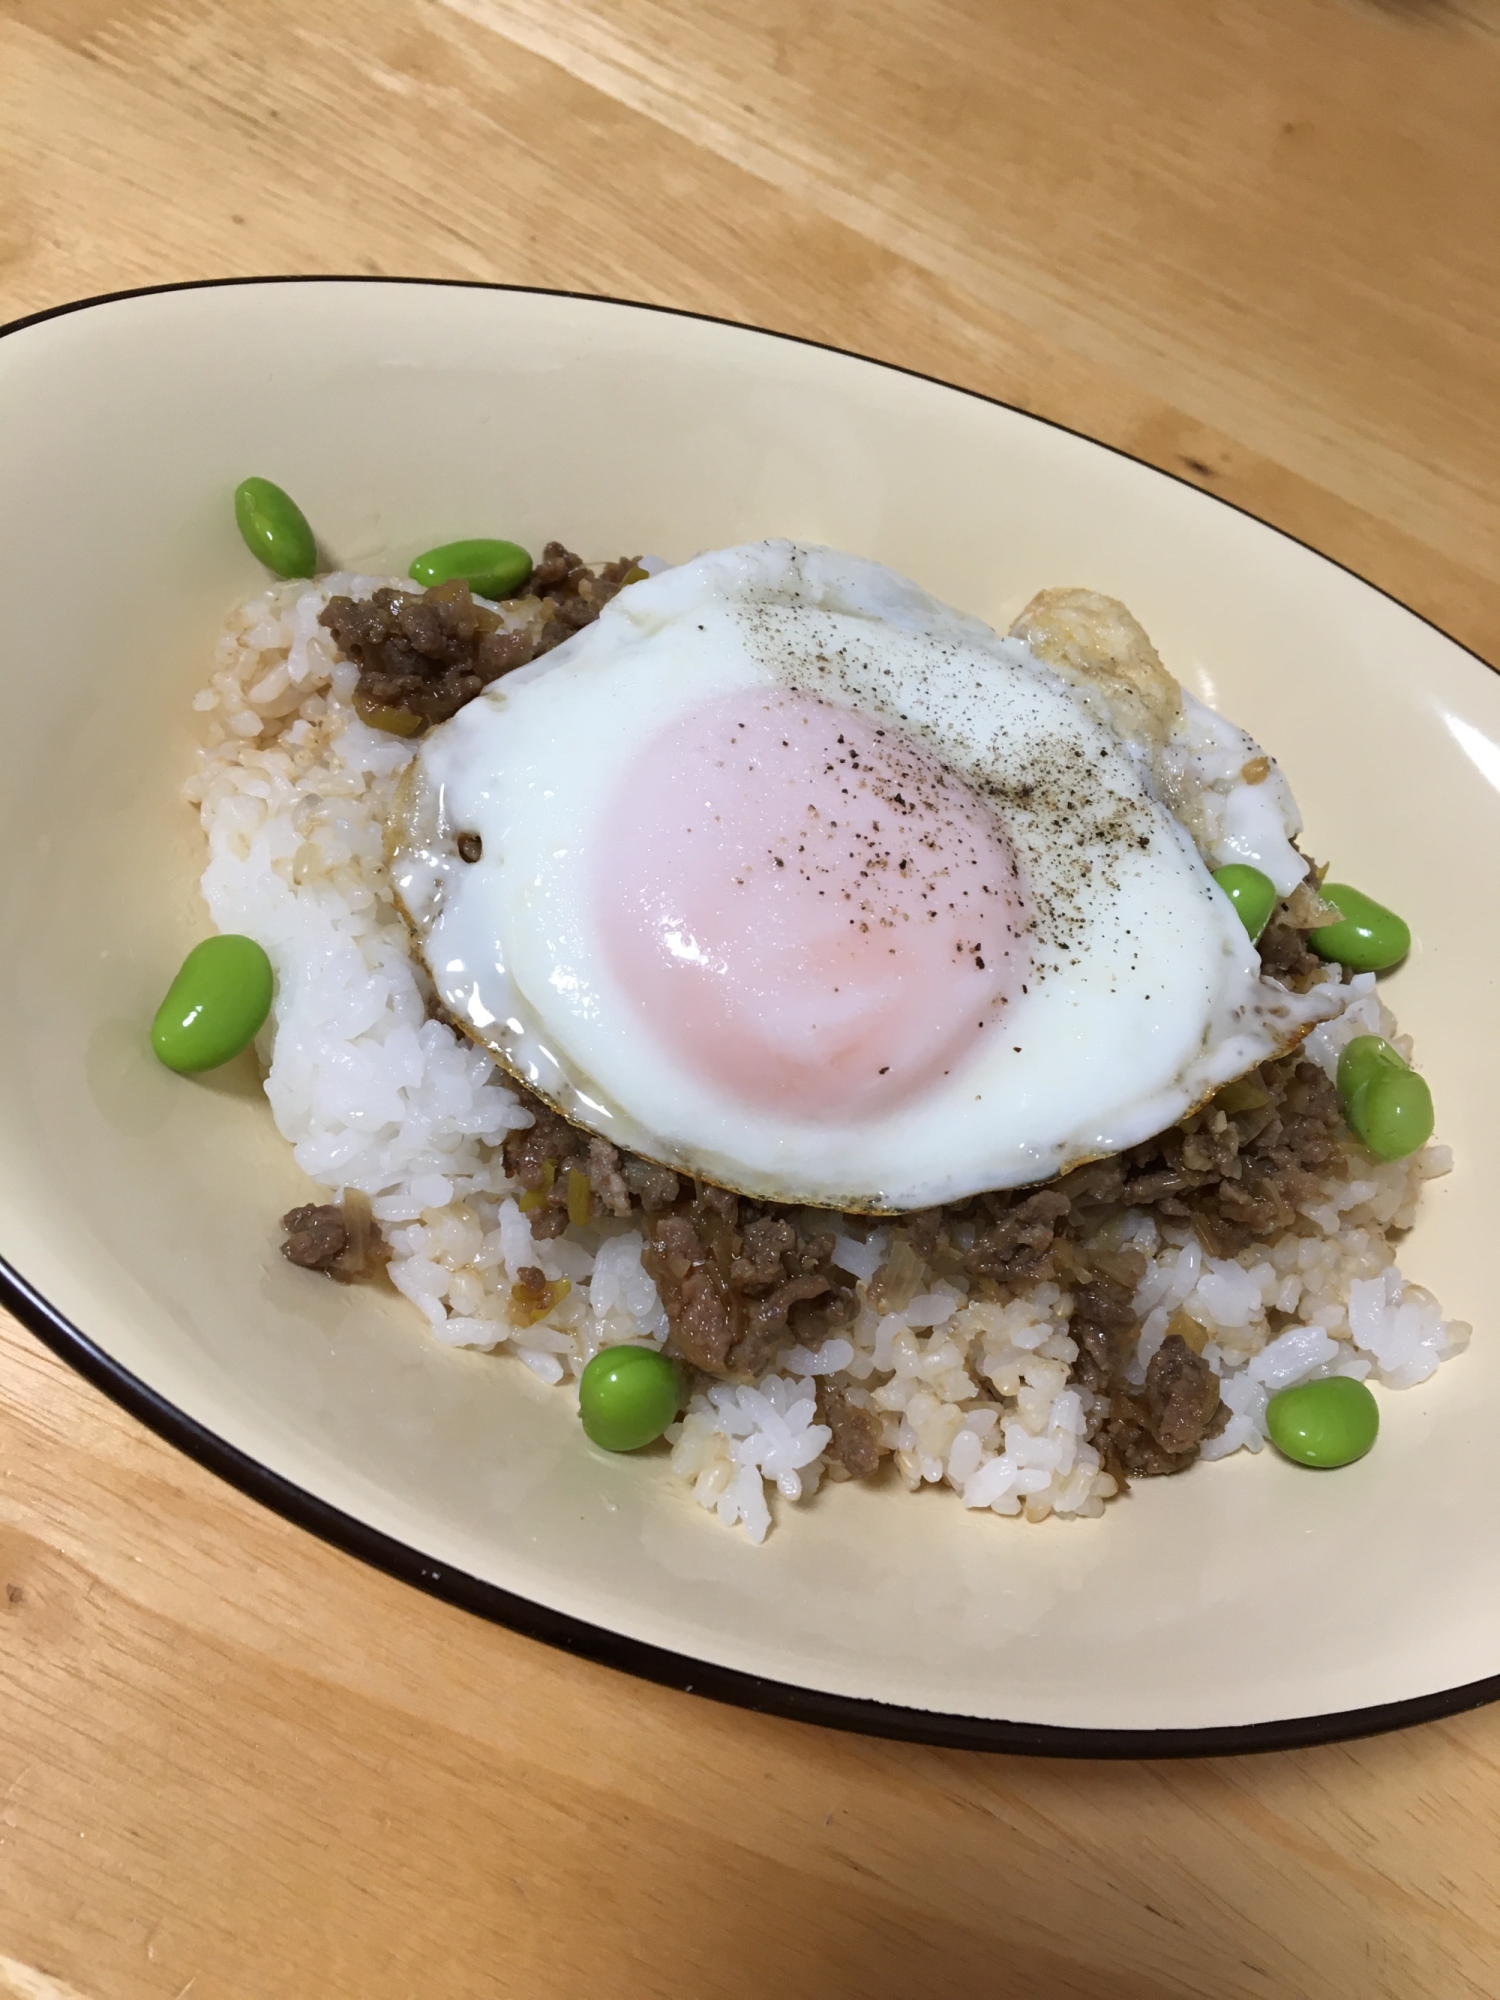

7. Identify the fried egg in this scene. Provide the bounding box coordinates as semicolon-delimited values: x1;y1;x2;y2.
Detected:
388;541;1338;1210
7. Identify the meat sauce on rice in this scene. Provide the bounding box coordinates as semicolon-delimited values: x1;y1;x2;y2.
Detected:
184;549;1469;1541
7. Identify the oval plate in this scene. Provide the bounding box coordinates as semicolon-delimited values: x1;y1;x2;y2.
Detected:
1;278;1496;1754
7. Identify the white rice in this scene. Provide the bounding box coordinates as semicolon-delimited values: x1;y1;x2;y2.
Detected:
184;576;1471;1541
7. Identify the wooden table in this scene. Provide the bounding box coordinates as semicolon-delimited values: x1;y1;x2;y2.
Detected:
3;3;1499;1993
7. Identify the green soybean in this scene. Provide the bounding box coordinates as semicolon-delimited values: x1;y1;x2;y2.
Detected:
409;538;532;600
578;1345;682;1452
1266;1376;1379;1468
1310;883;1411;972
1351;1067;1435;1161
1335;1033;1434;1160
1212;863;1277;942
152;935;274;1073
233;477;318;579
1336;1033;1406;1101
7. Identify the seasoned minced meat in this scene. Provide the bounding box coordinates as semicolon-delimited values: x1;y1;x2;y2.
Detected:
1092;1337;1229;1480
280;1192;388;1282
319;579;532;728
525;541;644;643
282;1203;347;1271
966;1189;1072;1283
1257;913;1324;991
1257;872;1346;994
641;1211;736;1373
818;1382;882;1479
499;1090;856;1378
621;1158;682;1211
1143;1334;1226;1454
963;1049;1348;1278
501;1096;655;1239
1067;1274;1222;1479
498;1031;1351;1480
318;543;642;732
639;1193;854;1379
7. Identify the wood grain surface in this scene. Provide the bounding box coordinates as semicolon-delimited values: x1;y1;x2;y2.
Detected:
3;2;1499;1994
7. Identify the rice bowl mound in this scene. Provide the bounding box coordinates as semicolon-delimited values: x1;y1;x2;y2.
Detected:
183;567;1470;1543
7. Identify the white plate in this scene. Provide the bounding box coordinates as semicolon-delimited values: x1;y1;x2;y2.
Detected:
2;278;1496;1752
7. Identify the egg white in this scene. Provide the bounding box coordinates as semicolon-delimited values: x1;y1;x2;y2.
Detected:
390;542;1338;1210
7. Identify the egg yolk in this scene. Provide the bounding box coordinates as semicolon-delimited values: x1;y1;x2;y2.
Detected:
594;687;1029;1122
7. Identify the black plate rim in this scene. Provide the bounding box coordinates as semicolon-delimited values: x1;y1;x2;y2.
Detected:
2;272;1495;1759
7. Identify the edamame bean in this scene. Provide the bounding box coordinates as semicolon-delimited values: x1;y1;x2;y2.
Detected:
1310;883;1411;972
1351;1068;1435;1161
1335;1033;1435;1160
408;538;532;600
1212;863;1277;942
233;477;318;579
578;1345;682;1452
1335;1033;1406;1101
152;934;274;1073
1266;1376;1379;1468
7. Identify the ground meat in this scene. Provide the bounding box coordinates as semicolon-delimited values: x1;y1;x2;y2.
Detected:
642;1211;736;1373
623;1179;856;1380
318;544;643;733
1258;915;1324;991
697;1183;739;1223
524;542;644;646
904;1209;945;1259
727;1216;794;1289
500;1096;592;1232
1074;1292;1221;1479
525;1205;571;1242
585;1136;634;1219
1095;1401;1201;1480
1142;1334;1225;1454
280;1191;388;1282
818;1382;883;1478
621;1158;681;1211
1172;1057;1346;1257
503;1093;582;1196
1066;1272;1140;1403
496;1027;1340;1460
733;1277;833;1377
281;1203;347;1271
917;1042;1345;1479
498;1093;643;1236
990;1051;1350;1275
318;579;529;727
1094;1336;1229;1481
1011;1048;1345;1478
967;1188;1072;1282
510;1264;571;1328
